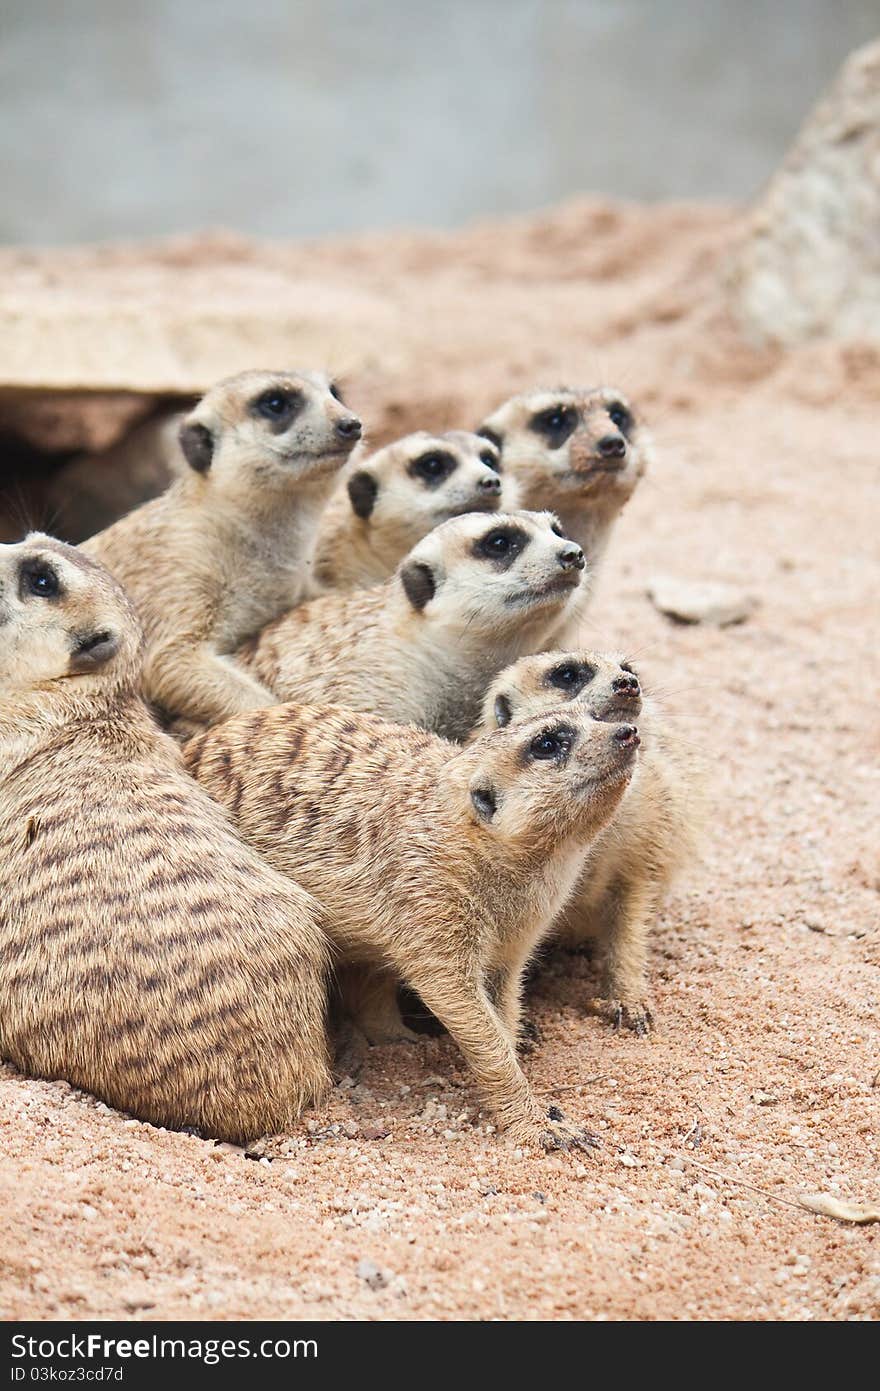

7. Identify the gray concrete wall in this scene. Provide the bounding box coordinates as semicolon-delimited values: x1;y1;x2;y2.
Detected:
1;0;878;244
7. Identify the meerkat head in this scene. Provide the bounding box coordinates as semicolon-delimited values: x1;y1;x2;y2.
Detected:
344;429;507;532
394;510;587;639
177;369;362;494
0;534;143;704
482;650;643;732
462;706;639;850
478;386;650;514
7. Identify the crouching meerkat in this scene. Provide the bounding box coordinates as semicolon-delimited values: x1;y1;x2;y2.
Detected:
0;535;330;1142
477;388;652;611
82;370;362;729
479;651;703;1032
235;511;587;743
313;430;514;590
184;702;639;1151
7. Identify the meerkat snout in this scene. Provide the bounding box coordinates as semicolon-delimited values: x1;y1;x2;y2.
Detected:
612;724;640;749
611;671;641;699
597;433;627;460
334;413;362;441
557;543;585;571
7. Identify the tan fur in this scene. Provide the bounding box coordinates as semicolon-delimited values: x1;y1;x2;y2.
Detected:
82;370;361;728
478;388;653;638
184;701;638;1149
44;408;187;544
479;650;703;1031
314;430;517;590
0;534;331;1142
236;511;587;743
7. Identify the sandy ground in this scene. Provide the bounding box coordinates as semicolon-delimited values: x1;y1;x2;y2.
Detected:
0;199;878;1321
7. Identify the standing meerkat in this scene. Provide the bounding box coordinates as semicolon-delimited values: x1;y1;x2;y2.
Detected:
184;701;639;1151
82;369;362;728
236;511;587;742
479;650;702;1033
477;387;652;578
313;430;514;590
0;534;331;1142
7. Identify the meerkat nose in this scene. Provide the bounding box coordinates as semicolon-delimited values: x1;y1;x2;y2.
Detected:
597;434;626;458
613;725;640;748
335;415;362;440
612;675;641;697
558;545;585;571
478;474;502;492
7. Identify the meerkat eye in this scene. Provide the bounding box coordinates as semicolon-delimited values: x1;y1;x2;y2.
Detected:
252;388;300;423
474;525;527;565
480;450;501;472
329;382;344;403
620;660;637;678
530;405;577;448
19;560;60;600
550;521;566;538
528;729;572;761
608;402;633;435
548;662;592;690
409;451;456;487
485;531;509;555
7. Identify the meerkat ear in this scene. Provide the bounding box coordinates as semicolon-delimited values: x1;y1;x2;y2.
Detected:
400;560;436;611
470;784;497;823
347;470;378;519
179;421;214;474
69;629;119;674
493;693;513;727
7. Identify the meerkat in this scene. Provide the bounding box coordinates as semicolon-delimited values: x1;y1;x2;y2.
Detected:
479;650;702;1033
43;407;188;543
235;511;587;743
184;701;639;1150
0;534;331;1142
82;369;362;729
478;387;652;582
313;430;515;590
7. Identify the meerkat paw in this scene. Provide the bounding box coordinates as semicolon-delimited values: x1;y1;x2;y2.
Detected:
507;1105;599;1154
588;995;654;1036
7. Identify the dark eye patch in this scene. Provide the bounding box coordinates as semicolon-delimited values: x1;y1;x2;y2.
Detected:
408;451;457;488
528;404;578;448
18;558;62;602
526;724;575;764
620;660;637;677
550;521;566;538
329;382;344;403
477;426;503;452
250;387;304;432
544;661;593;696
479;449;501;473
608;402;633;437
472;524;529;570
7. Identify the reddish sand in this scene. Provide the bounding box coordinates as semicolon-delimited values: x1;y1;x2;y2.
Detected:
0;199;878;1321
